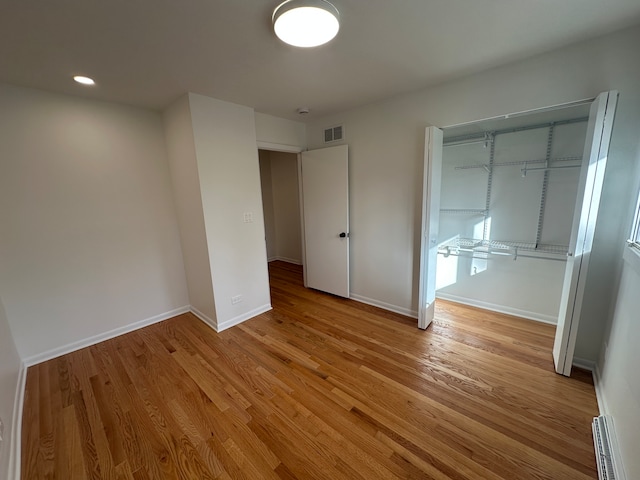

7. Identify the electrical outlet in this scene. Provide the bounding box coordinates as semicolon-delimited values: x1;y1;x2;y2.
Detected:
243;212;253;223
231;295;243;305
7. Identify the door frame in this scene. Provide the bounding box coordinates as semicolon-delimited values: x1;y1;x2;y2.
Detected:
256;141;307;285
258;142;349;293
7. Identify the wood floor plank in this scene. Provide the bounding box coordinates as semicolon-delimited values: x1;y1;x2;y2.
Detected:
22;261;599;479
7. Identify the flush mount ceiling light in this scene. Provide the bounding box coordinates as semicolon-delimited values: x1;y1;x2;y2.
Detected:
273;0;340;48
73;75;95;85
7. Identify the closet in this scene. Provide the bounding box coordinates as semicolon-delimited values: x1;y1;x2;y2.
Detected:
435;103;590;323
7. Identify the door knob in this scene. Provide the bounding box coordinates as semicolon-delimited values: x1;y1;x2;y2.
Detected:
339;232;348;238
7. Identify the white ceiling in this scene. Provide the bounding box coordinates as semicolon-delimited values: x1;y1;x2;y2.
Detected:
2;0;640;120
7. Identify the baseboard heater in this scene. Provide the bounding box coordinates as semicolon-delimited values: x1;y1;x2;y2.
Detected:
592;415;626;480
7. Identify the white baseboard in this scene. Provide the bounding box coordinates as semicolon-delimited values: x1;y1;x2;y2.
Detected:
435;292;557;325
593;363;608;416
9;302;269;480
572;357;596;371
216;304;272;332
8;361;27;480
189;306;218;330
592;365;628;479
349;293;418;319
22;306;190;366
268;257;302;265
190;304;272;333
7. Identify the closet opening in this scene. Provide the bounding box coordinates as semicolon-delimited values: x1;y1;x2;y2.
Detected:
435;102;590;324
419;91;618;375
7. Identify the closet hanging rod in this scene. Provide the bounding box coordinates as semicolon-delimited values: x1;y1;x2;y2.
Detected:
444;139;487;148
437;250;567;262
438;238;568;255
443;116;588;145
521;164;581;176
444;132;494;148
454;156;582;171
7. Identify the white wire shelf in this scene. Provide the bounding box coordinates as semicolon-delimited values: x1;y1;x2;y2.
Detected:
440;208;488;215
438;237;568;261
454;156;582;172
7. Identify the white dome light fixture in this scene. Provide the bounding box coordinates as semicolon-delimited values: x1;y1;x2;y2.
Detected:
273;0;340;48
73;75;95;85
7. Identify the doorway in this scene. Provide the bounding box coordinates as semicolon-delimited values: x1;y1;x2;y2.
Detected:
258;149;304;270
436;102;590;323
258;144;351;298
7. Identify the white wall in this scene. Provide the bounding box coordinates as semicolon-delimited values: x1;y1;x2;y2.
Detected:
0;83;189;361
306;25;640;362
258;150;277;260
598;247;640;479
0;296;21;480
189;94;271;327
163;96;217;322
255;112;306;150
269;151;302;264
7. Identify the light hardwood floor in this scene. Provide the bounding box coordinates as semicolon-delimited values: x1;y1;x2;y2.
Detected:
22;261;599;479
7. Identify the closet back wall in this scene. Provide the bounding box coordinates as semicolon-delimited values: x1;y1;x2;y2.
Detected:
436;120;587;322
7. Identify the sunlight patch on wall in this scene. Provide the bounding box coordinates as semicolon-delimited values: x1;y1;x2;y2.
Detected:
436;235;459;289
471;217;490;276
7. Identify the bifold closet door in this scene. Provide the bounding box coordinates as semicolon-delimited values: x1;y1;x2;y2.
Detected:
418;127;443;329
553;90;618;376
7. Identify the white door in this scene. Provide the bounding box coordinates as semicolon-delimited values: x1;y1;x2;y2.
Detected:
301;145;350;297
553;91;618;376
418;127;444;329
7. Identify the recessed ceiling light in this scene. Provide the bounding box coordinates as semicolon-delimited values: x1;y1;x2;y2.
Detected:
273;0;340;48
73;75;95;86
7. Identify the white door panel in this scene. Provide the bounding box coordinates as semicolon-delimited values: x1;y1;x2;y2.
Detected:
553;91;618;376
418;127;443;329
301;145;350;297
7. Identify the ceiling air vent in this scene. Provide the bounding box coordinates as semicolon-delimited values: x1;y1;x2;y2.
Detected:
324;125;344;143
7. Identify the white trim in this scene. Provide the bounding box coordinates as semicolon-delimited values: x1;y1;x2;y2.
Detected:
190;304;272;333
297;153;308;288
22;306;190;366
593;363;608;415
436;292;557;325
440;97;596;130
350;293;418;319
571;356;596;371
268;256;302;265
256;141;303;153
216;304;272;332
8;361;27;480
189;306;218;331
602;416;628;480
